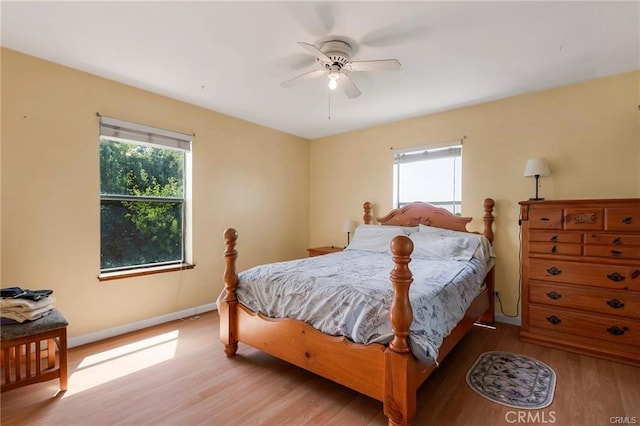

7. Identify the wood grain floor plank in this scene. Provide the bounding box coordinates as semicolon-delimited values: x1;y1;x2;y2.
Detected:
2;312;638;426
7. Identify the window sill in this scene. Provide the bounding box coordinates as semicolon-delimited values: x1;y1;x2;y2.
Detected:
98;263;195;282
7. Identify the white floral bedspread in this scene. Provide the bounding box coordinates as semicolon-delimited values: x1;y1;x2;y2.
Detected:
222;249;490;364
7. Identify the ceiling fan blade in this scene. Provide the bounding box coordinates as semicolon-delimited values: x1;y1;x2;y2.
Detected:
297;42;331;64
347;59;401;72
339;73;361;99
290;2;336;37
314;2;336;34
361;23;430;48
283;53;317;71
280;69;326;88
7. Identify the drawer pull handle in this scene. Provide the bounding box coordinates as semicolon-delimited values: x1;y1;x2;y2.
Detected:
550;235;559;242
607;272;625;282
611;237;622;245
606;299;625;309
547;267;562;276
622;217;633;225
632;270;640;280
546;291;562;300
551;245;557;253
610;250;622;257
606;326;628;336
540;217;551;222
546;315;561;325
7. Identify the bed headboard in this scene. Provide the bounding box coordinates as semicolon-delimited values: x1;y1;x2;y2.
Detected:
363;199;495;243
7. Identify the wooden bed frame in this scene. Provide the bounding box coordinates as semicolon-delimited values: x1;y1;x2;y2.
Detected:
220;199;495;425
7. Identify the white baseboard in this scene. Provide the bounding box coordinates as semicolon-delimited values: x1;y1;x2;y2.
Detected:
494;313;521;326
68;305;519;348
68;303;217;348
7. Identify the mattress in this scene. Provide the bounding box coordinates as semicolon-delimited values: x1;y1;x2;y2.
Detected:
220;247;492;364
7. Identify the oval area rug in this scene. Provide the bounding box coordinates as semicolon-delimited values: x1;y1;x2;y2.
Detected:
465;351;556;409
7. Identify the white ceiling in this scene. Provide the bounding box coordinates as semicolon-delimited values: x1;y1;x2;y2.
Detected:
2;1;638;140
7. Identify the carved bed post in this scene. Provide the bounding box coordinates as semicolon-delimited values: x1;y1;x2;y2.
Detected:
384;235;416;426
480;198;496;325
220;228;239;357
388;236;414;354
483;198;495;243
364;201;373;224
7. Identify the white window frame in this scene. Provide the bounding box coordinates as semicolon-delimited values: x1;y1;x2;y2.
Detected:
98;115;193;278
392;141;463;214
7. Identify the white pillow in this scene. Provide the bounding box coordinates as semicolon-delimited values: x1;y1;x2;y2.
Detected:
418;223;476;238
410;231;481;261
401;226;420;235
414;224;495;263
352;224;418;235
345;225;407;253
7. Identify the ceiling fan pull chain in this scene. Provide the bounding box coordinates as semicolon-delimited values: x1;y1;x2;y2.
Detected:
328;89;332;121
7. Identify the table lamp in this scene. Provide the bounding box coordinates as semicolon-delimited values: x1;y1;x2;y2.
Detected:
524;158;551;200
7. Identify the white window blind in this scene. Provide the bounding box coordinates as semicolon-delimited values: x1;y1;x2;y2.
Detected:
99;115;192;152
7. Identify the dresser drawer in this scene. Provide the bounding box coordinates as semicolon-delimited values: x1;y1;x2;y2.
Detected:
606;207;640;232
529;259;640;291
606;207;640;231
584;245;640;260
530;231;582;244
528;209;563;230
529;242;582;256
564;208;604;230
529;281;640;318
586;233;640;246
529;305;640;347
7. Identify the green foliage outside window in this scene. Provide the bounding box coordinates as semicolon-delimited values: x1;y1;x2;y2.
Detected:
100;139;185;271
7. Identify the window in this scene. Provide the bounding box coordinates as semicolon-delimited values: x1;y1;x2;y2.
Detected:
393;142;462;214
99;116;192;274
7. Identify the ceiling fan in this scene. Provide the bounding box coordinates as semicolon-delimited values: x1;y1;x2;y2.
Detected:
280;39;401;98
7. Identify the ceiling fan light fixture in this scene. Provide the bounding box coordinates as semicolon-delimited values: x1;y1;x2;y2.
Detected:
328;74;340;90
328;69;341;90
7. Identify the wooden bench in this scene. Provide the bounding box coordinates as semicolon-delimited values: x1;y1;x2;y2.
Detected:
1;308;68;393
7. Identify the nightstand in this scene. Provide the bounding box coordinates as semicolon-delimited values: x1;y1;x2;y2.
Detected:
307;246;344;257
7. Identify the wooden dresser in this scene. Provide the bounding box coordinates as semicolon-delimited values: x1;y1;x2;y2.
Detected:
519;198;640;366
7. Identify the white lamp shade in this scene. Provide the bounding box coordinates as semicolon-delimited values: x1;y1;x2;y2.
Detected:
341;220;355;233
524;158;551;177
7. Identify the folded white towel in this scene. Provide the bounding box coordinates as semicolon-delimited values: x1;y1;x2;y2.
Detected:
0;295;56;310
1;305;54;323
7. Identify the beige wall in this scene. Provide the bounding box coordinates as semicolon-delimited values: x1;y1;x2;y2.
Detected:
2;47;638;337
1;49;309;338
638;76;640;191
309;71;640;317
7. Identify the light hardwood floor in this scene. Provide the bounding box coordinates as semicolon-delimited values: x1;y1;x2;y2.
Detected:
1;311;638;425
